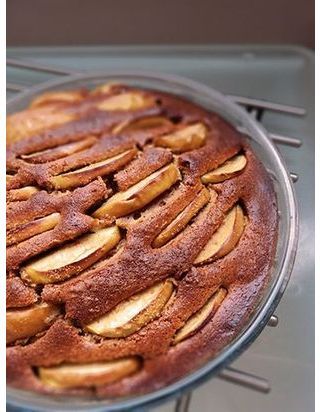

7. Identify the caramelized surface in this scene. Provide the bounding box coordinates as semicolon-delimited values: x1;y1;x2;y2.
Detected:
6;83;277;398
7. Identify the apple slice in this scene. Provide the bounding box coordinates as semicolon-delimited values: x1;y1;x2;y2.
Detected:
7;186;39;202
7;213;60;246
201;154;247;184
154;123;207;153
21;137;96;163
21;226;121;284
96;92;152;111
194;205;245;264
85;279;174;338
91;82;120;95
153;188;211;248
6;174;15;183
113;116;172;134
173;287;227;344
7;106;75;143
7;302;60;344
30;90;86;108
93;163;181;218
50;149;137;190
38;357;140;389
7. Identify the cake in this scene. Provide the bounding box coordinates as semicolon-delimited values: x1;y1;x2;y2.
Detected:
6;83;278;397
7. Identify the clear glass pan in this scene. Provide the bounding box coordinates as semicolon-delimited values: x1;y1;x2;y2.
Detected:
6;72;298;412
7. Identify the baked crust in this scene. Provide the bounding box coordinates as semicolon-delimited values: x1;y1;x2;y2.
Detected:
6;84;278;397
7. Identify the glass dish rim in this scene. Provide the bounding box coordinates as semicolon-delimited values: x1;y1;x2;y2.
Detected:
6;71;299;412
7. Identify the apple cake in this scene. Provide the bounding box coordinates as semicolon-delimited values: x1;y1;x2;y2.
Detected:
6;83;278;397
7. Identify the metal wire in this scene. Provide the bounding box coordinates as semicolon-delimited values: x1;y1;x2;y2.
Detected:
6;82;26;92
7;58;76;76
175;392;192;412
228;94;306;116
219;367;270;393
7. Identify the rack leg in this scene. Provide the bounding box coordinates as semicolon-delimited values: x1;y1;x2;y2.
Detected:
175;391;192;412
218;367;270;393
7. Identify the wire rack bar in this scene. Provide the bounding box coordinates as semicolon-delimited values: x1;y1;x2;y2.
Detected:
175;392;192;412
268;133;302;148
7;58;76;76
236;125;302;148
228;94;306;116
218;367;270;393
6;82;26;92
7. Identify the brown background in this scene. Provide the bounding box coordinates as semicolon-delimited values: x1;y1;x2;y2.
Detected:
7;0;314;48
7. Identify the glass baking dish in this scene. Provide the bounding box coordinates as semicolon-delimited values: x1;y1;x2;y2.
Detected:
6;72;299;412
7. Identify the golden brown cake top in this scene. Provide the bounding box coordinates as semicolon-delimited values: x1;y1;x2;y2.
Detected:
6;83;277;397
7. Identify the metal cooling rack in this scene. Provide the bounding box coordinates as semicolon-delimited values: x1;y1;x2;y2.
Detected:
6;57;305;412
